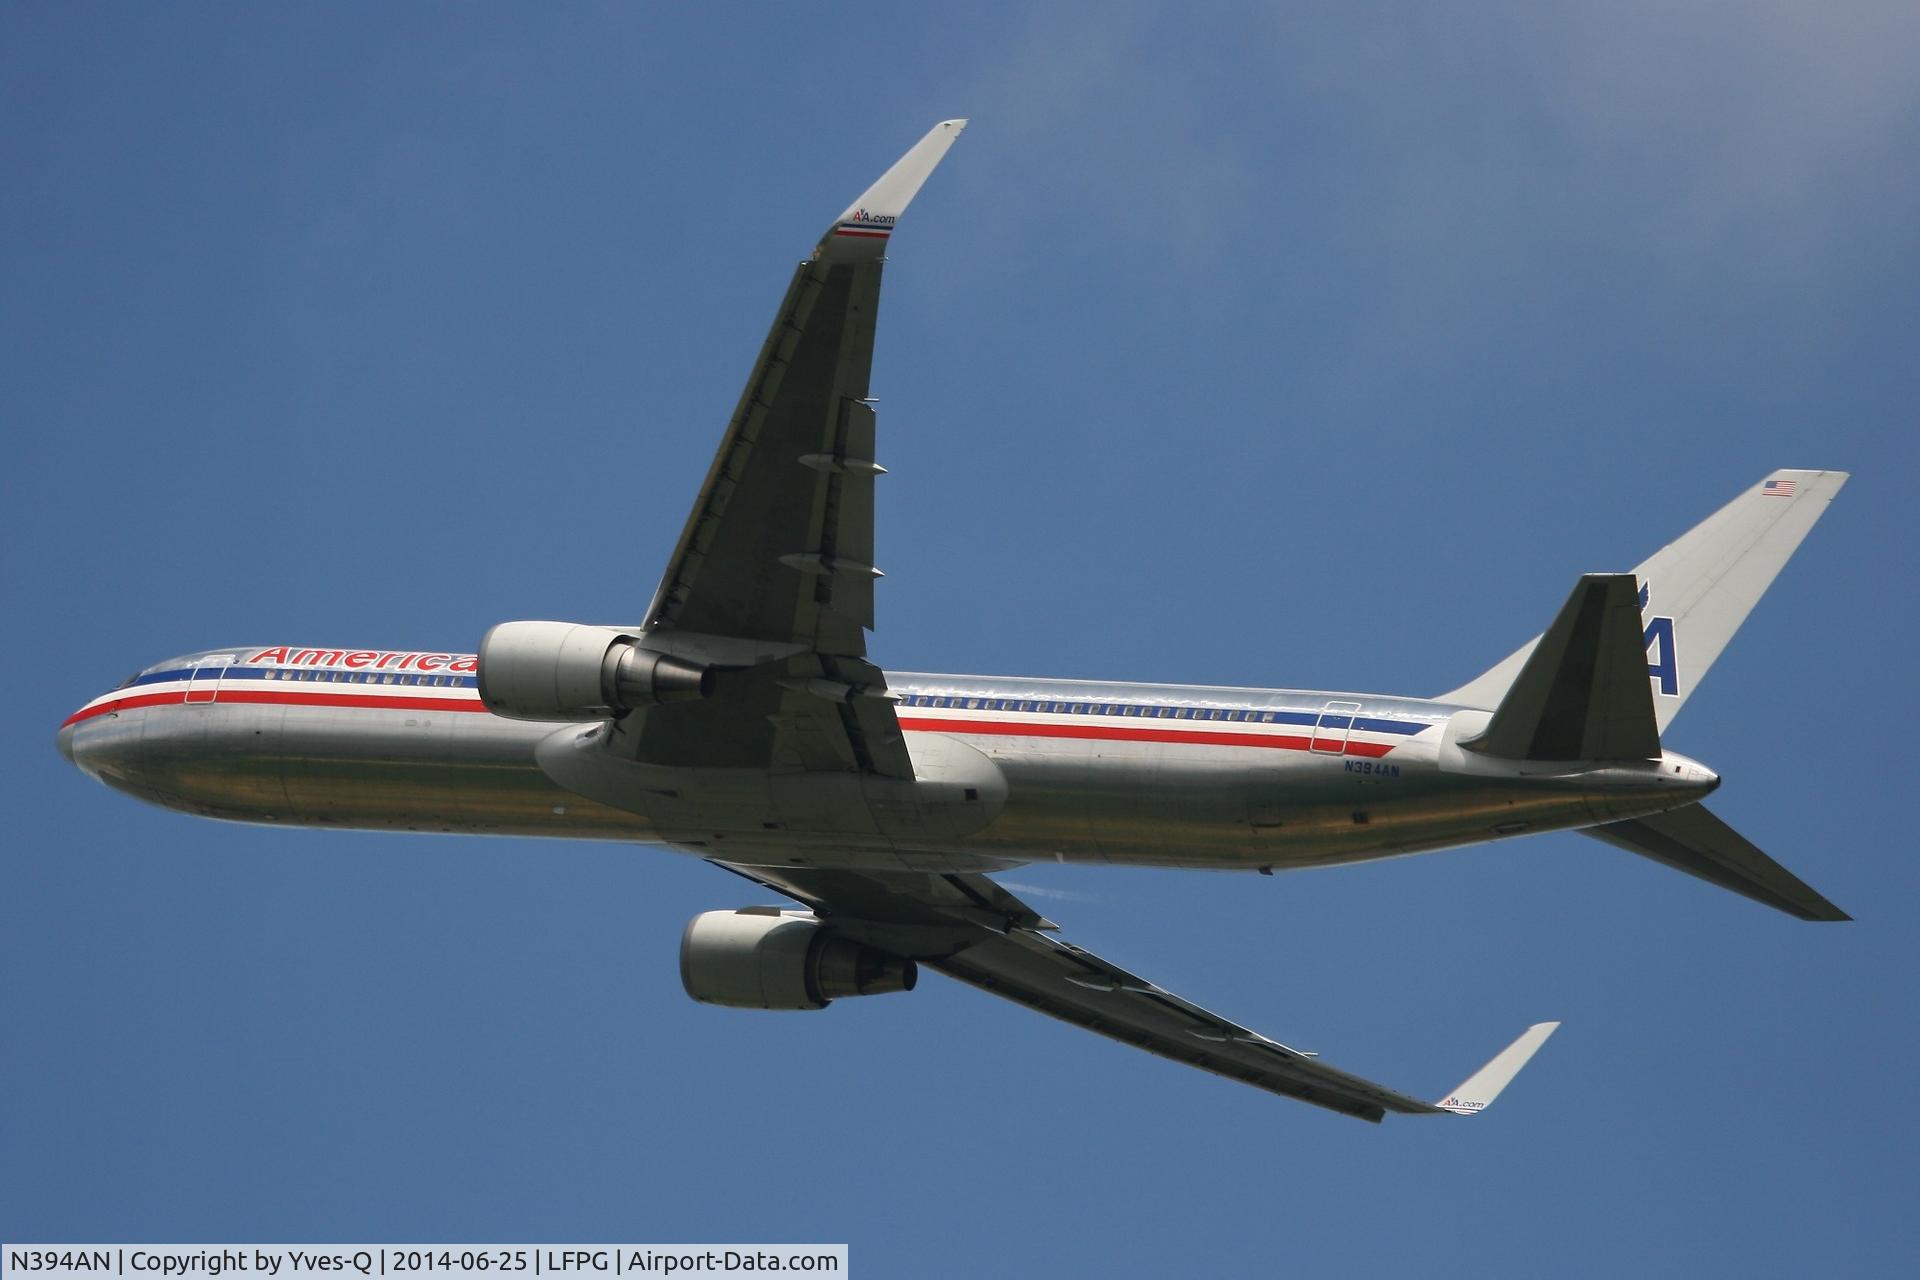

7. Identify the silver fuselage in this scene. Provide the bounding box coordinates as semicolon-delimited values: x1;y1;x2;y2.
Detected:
59;647;1718;877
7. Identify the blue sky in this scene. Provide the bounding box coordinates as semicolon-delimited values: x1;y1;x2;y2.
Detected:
5;4;1917;1274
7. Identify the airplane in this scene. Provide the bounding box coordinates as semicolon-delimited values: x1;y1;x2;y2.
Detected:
57;119;1849;1123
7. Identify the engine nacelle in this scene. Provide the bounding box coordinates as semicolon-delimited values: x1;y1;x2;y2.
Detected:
477;620;708;721
680;909;917;1011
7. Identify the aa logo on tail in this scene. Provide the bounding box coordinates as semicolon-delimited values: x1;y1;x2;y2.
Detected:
1639;584;1679;696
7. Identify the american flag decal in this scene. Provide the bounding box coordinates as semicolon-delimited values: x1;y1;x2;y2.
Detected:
1763;479;1797;498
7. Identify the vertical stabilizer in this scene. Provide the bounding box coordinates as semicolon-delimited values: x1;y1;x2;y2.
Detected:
1441;470;1846;729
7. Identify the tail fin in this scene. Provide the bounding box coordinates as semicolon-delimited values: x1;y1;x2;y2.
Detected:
1441;469;1847;727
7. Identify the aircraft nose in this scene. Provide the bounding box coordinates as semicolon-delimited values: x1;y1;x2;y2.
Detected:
56;720;78;768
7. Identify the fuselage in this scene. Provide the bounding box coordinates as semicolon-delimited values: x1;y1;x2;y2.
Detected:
59;644;1719;877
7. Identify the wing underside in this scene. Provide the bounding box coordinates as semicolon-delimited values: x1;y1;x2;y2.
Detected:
617;121;969;779
716;861;1557;1122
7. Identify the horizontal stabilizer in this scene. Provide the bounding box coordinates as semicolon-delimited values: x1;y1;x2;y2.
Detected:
1465;574;1660;761
1436;1022;1561;1115
1583;803;1849;921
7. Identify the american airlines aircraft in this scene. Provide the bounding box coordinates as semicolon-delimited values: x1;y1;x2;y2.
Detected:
57;121;1848;1122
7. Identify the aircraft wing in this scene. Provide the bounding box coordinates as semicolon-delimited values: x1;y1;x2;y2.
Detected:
617;121;968;778
715;861;1559;1123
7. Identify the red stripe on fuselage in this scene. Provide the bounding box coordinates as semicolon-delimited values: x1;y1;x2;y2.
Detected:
61;688;490;727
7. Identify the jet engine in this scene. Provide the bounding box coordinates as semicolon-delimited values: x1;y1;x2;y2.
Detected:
680;909;917;1010
476;621;708;721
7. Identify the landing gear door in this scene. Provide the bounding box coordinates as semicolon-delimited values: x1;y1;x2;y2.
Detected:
184;654;236;705
1311;700;1362;754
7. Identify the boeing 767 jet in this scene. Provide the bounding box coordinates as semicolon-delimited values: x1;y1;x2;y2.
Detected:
60;120;1847;1121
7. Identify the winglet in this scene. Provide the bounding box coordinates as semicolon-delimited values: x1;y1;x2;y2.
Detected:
818;119;968;262
1435;1022;1561;1115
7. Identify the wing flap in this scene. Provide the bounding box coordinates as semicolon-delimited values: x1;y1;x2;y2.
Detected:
930;930;1436;1122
